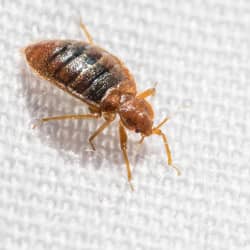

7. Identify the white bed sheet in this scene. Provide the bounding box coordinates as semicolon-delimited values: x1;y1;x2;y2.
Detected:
0;0;250;249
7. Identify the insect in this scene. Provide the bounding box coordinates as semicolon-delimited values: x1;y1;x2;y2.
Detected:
23;20;180;188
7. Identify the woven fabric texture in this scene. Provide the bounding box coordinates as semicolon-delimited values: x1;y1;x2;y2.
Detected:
0;0;250;249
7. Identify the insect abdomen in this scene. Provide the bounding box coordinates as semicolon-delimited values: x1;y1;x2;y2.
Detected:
25;40;125;103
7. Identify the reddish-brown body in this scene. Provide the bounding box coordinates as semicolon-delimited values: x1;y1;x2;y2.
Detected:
24;22;179;188
25;40;154;135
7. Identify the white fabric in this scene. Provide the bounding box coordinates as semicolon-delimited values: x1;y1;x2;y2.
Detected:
0;0;250;249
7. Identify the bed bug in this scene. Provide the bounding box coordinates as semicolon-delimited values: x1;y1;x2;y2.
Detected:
23;21;180;188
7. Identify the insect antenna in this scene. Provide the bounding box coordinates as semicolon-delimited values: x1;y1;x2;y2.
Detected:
151;117;181;176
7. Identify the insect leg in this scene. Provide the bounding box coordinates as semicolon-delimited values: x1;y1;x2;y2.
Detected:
88;114;116;150
136;87;156;99
80;19;94;44
32;113;100;128
119;121;134;190
137;82;157;99
152;128;181;176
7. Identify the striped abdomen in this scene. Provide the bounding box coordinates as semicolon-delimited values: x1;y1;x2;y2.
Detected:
24;40;136;106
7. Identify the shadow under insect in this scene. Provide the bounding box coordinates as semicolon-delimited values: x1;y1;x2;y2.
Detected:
20;66;145;171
